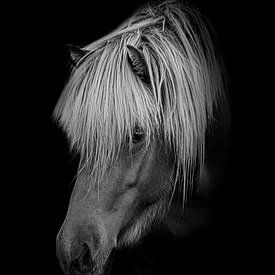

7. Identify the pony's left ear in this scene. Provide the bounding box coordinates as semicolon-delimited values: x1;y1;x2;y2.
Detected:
126;45;150;84
65;44;90;67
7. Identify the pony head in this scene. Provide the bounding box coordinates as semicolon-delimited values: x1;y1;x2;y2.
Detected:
55;1;229;274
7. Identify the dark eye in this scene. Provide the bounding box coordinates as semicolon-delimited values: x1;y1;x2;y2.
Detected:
132;126;145;144
126;181;138;189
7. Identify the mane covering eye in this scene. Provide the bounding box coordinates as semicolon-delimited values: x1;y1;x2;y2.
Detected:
132;126;145;144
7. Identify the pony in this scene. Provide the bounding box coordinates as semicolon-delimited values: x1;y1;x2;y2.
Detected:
55;1;230;274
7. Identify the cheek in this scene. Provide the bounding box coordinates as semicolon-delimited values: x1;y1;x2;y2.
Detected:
104;184;139;215
104;189;139;236
138;170;165;204
119;188;139;210
101;142;171;223
138;151;173;201
99;188;139;238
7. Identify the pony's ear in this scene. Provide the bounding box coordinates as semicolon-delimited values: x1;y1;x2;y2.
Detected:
65;44;90;67
126;45;150;84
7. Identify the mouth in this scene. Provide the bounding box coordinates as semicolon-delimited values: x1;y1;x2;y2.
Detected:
102;249;116;275
91;248;116;275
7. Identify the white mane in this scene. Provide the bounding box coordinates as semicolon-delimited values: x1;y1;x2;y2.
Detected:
54;0;229;203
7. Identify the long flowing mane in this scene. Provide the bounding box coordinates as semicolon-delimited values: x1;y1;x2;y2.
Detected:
54;0;229;204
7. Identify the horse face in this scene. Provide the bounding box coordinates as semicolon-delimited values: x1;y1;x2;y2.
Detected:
56;137;173;274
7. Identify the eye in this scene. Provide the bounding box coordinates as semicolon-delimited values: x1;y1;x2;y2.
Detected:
126;181;138;189
132;126;145;144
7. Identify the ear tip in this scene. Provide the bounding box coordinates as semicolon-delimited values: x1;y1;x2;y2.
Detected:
65;43;74;49
65;44;81;53
65;44;89;67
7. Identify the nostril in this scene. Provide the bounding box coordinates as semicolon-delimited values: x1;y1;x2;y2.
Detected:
79;243;92;269
71;242;93;273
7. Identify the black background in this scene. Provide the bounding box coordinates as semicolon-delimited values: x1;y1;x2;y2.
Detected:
9;0;265;274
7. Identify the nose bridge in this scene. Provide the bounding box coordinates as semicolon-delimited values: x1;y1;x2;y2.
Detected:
56;166;124;273
56;169;103;251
